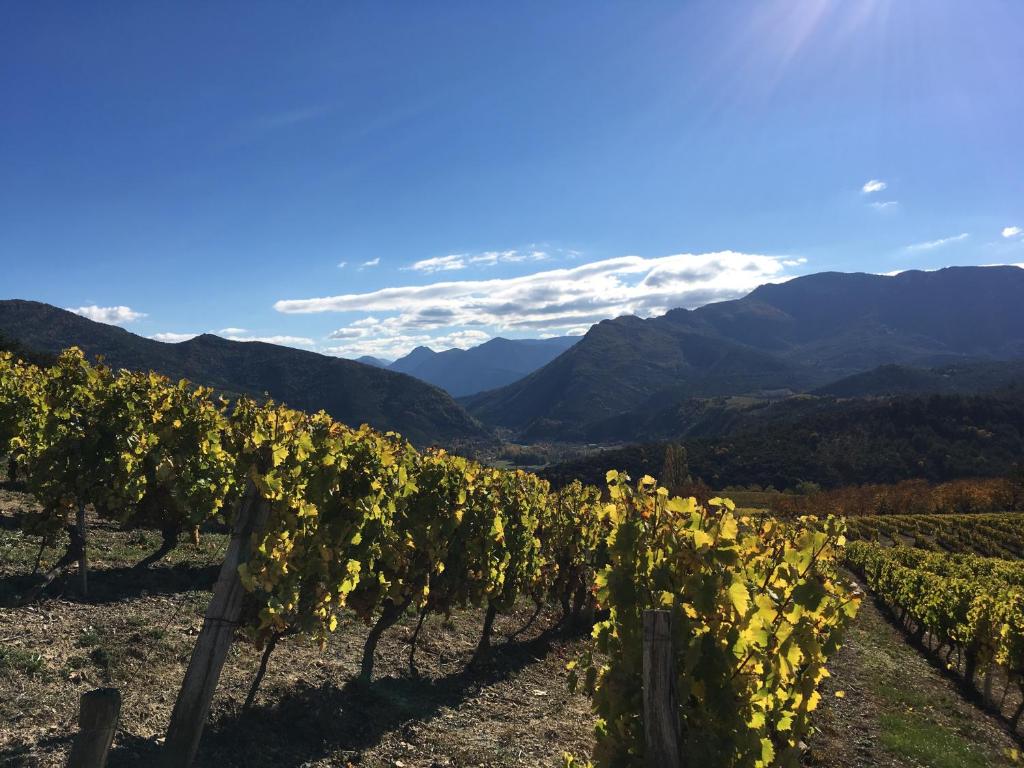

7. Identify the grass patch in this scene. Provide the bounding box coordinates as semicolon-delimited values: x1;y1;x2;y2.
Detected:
0;644;47;676
879;706;1012;768
871;675;932;710
77;625;102;648
88;645;117;672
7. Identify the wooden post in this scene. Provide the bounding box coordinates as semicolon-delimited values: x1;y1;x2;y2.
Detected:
162;482;270;768
643;609;682;768
77;502;88;597
68;688;121;768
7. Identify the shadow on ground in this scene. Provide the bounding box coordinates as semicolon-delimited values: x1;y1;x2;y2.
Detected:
136;623;574;767
0;562;218;608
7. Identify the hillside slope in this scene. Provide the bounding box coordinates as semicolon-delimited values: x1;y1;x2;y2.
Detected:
813;360;1024;397
539;391;1024;490
0;300;484;444
468;266;1024;439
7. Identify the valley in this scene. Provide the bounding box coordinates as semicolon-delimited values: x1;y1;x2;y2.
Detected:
6;6;1024;766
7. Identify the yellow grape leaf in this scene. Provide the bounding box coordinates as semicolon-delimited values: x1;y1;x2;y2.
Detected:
728;580;750;615
271;444;288;467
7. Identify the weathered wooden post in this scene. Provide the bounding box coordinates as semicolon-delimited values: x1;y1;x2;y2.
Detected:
162;482;271;768
77;502;88;597
642;609;682;768
68;688;121;768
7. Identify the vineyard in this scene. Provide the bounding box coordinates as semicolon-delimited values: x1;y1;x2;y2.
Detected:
0;348;859;767
846;542;1024;734
846;513;1024;559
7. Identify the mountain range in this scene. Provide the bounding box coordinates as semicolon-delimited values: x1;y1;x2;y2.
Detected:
5;265;1024;447
385;336;579;397
465;266;1024;440
0;300;483;445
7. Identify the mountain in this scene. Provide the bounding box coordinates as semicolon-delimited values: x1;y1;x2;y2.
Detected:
0;331;56;367
354;355;391;368
387;336;580;397
540;389;1024;491
466;266;1024;440
0;300;485;445
388;346;439;376
813;360;1024;398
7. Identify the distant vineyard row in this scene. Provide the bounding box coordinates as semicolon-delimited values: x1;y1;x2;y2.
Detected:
0;349;858;767
846;512;1024;559
846;542;1024;730
770;477;1024;518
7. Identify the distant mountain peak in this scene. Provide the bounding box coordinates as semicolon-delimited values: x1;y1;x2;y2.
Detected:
387;335;581;397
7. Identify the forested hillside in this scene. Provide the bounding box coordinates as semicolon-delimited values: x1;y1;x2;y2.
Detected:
0;300;484;444
541;391;1024;490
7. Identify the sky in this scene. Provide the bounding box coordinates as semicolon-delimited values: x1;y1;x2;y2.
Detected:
2;1;1023;360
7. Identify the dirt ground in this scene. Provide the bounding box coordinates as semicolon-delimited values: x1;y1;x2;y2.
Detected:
0;492;594;767
2;488;1022;767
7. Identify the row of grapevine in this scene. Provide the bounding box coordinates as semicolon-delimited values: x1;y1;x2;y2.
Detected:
0;349;236;594
566;473;859;768
846;512;1024;559
773;476;1024;518
846;542;1024;729
0;349;603;678
0;348;859;767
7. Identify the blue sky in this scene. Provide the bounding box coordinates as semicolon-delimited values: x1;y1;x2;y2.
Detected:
2;1;1022;359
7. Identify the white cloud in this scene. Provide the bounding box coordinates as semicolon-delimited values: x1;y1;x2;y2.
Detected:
468;249;548;266
280;250;805;357
879;267;940;276
1002;226;1022;239
408;254;466;273
68;305;147;326
862;179;887;194
324;329;492;360
151;332;198;343
351;316;381;328
869;200;899;211
337;261;348;269
405;249;550;272
222;333;316;348
904;232;970;252
360;258;381;268
153;328;315;349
